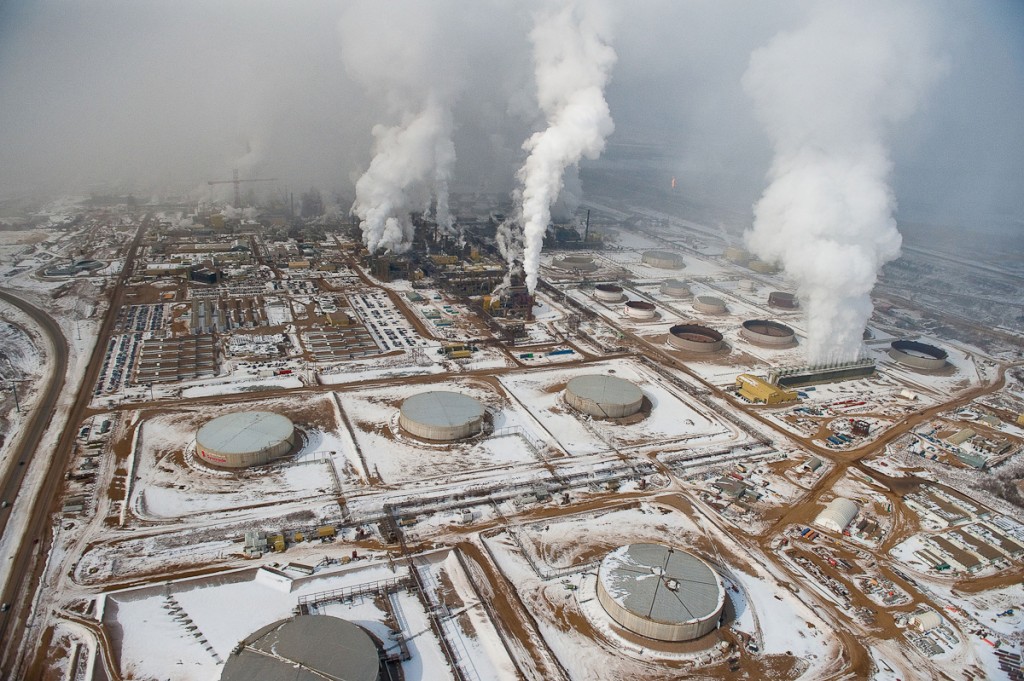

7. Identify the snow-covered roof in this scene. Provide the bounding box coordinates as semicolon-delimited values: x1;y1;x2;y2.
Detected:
196;411;294;455
599;544;724;624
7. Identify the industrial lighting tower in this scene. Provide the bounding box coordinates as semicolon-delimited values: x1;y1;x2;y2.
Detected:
207;169;278;207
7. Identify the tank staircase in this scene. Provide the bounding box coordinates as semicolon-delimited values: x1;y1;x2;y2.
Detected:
295;576;414;615
162;592;222;664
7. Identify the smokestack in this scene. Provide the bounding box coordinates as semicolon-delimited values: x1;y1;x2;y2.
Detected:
584;209;591;242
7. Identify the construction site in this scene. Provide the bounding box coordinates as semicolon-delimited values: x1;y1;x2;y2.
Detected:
0;190;1022;681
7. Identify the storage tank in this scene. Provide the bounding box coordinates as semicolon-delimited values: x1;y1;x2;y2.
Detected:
196;412;296;468
641;250;684;270
221;615;380;681
724;246;750;264
564;375;643;419
768;291;798;309
748;259;778;274
594;284;625;302
888;340;948;371
399;391;485;441
693;295;727;315
659;279;690;297
668;324;725;353
597;544;725;642
624;300;657;320
740;319;797;348
554;255;597;272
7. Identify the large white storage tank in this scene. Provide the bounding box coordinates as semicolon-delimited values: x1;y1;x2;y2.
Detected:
399;390;485;441
597;544;725;641
564;375;644;419
196;412;296;468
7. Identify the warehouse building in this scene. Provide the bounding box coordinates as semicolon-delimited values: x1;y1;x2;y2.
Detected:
814;497;859;534
735;374;798;405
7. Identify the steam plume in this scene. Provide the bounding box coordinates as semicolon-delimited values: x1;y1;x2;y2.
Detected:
516;0;616;293
341;1;460;254
742;2;944;363
351;98;453;253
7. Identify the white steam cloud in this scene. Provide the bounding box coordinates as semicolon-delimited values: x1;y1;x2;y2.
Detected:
742;2;944;363
341;1;461;254
516;0;616;293
351;98;454;254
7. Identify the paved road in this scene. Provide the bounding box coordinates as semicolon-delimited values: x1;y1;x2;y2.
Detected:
0;289;68;662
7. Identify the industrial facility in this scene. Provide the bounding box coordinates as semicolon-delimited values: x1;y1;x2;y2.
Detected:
399;390;485;440
667;324;726;354
735;374;798;405
768;358;877;388
888;340;949;371
564;374;644;419
195;411;296;468
220;615;380;681
596;543;725;642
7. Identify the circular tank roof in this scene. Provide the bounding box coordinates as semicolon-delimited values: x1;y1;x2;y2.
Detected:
670;324;723;343
741;319;795;338
599;543;724;628
890;340;948;361
566;375;642;408
400;391;485;429
625;300;656;311
641;250;684;267
596;283;623;293
196;412;294;455
221;615;379;681
555;255;597;271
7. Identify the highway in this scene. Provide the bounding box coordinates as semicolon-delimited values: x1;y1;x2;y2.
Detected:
0;289;69;667
0;219;145;678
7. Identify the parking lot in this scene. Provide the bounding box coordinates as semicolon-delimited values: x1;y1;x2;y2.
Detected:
348;291;424;352
115;303;166;333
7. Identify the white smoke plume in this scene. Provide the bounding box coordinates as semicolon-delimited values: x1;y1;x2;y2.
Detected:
516;0;616;293
351;98;453;253
341;1;462;254
434;134;456;238
742;2;944;363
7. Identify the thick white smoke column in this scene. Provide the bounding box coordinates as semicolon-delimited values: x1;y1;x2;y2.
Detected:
743;2;943;364
341;1;461;254
351;98;453;253
517;0;616;293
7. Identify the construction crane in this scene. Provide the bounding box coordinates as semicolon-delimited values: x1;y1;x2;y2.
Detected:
207;169;277;207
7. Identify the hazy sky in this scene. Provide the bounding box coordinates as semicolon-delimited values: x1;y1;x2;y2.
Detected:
0;0;1021;226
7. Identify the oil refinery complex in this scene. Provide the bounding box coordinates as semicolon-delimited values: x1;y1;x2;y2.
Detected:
0;190;1021;681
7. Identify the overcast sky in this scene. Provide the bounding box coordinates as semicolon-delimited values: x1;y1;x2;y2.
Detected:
0;0;1021;227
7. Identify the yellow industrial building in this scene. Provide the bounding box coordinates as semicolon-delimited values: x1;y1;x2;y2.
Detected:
736;374;798;405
